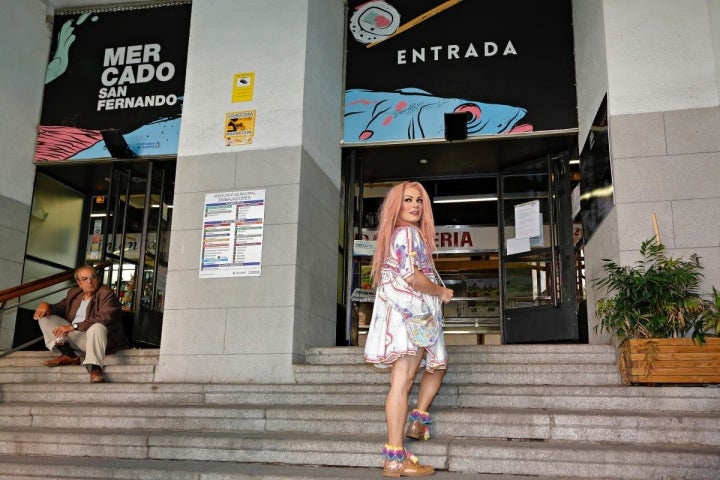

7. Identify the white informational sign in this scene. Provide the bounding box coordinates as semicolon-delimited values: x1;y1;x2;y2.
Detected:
199;189;265;278
353;239;377;256
514;200;541;239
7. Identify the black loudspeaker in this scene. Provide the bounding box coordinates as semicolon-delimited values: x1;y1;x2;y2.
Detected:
444;112;468;141
101;128;137;159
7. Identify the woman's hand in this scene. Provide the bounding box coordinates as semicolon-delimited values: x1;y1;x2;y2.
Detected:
439;287;454;304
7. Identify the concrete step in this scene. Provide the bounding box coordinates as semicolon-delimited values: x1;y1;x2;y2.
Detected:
306;345;618;365
3;382;718;413
1;402;717;447
2;345;617;367
0;345;620;385
0;348;158;383
451;438;720;479
0;363;156;384
0;382;389;406
1;344;717;479
458;384;720;412
0;348;159;367
294;362;622;386
0;455;597;480
0;358;622;385
0;428;716;479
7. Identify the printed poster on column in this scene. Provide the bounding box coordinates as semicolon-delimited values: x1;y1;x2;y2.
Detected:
225;110;256;146
200;189;265;278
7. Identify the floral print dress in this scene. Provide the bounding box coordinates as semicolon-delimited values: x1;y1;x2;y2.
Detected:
363;226;448;371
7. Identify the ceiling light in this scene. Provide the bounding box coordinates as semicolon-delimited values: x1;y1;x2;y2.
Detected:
433;194;497;204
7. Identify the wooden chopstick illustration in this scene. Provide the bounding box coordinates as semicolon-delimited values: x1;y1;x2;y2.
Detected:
367;0;463;48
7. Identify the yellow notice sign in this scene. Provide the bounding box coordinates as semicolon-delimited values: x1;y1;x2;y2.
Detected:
231;72;255;102
225;110;256;146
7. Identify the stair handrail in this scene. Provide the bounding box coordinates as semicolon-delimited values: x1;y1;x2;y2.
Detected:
0;261;111;359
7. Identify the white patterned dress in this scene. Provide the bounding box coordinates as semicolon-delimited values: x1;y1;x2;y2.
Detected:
363;226;448;371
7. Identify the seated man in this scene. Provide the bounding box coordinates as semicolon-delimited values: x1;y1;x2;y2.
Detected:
33;264;129;383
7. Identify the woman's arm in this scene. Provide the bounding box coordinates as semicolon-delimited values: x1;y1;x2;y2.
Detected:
404;268;454;303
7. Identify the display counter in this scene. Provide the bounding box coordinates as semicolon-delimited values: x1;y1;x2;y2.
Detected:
351;270;502;345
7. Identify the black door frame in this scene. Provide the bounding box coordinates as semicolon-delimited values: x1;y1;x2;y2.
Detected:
498;153;578;343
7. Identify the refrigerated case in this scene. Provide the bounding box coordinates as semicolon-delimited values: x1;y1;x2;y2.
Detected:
351;259;502;345
441;272;501;335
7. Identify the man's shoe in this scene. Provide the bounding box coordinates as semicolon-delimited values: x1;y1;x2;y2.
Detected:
43;355;81;367
90;369;105;383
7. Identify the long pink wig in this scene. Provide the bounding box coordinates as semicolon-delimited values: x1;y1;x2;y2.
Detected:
371;181;436;286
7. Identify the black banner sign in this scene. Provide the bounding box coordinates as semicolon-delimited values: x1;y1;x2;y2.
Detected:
35;3;191;162
344;0;577;144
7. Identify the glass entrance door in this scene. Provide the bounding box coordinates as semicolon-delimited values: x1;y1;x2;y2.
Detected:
499;154;578;343
88;161;172;347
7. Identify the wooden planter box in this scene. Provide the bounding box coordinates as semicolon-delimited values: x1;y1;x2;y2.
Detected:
618;338;720;384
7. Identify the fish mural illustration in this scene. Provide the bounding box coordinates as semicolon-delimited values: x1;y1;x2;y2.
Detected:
34;115;182;162
344;88;533;143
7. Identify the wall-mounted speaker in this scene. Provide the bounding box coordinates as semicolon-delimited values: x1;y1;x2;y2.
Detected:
444;112;468;141
101;129;137;159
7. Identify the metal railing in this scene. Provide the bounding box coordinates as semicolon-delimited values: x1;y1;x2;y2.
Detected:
0;261;110;359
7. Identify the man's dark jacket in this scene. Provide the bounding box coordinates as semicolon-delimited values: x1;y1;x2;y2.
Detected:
49;284;130;354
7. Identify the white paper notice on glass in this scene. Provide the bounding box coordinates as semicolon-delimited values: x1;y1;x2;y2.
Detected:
514;200;540;239
529;213;544;247
507;236;531;255
199;189;265;278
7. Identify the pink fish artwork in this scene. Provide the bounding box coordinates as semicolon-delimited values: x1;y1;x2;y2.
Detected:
34;125;103;162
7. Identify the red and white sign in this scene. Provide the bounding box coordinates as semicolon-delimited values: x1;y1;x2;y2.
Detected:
359;226;498;254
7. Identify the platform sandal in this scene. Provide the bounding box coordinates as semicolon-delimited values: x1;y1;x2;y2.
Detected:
382;443;434;477
405;409;432;441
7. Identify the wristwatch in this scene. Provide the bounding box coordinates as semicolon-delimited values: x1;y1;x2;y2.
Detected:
72;323;79;330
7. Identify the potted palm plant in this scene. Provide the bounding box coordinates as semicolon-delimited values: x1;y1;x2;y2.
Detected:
593;236;720;384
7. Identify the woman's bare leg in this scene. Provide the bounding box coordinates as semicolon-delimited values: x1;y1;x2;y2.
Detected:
415;366;446;412
386;351;424;446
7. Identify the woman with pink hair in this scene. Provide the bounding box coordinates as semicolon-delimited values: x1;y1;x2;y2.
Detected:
364;181;454;477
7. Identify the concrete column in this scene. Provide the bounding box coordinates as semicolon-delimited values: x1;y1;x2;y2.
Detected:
577;0;720;342
0;0;51;348
156;0;344;383
605;0;720;289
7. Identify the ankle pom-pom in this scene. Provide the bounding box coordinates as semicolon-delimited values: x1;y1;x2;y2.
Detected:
382;443;405;462
404;448;419;464
408;408;432;425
